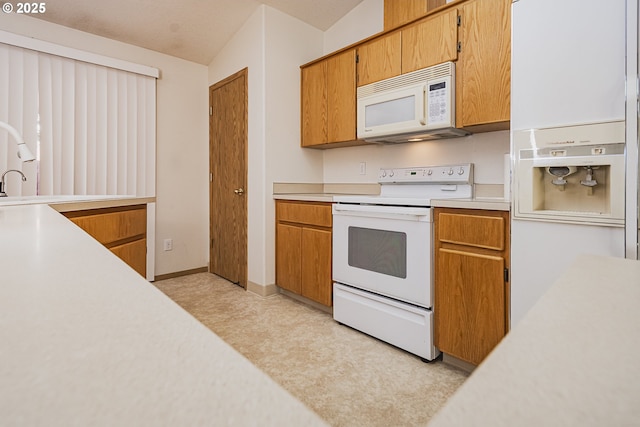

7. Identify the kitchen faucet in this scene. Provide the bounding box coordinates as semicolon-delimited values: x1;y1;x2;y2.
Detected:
0;169;27;197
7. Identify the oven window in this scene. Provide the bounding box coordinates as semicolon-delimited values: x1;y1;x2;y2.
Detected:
348;227;407;278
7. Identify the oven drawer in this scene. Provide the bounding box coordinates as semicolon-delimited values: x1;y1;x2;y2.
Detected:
333;283;439;361
276;200;332;227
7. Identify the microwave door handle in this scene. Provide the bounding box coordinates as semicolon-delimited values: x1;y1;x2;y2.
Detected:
418;85;427;125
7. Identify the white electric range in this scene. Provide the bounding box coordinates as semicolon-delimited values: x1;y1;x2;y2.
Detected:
332;164;473;361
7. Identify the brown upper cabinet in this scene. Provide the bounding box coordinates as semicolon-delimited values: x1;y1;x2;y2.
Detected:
456;0;511;131
356;32;402;87
384;0;447;30
357;8;458;86
301;48;362;148
300;59;327;146
299;0;511;148
401;8;459;74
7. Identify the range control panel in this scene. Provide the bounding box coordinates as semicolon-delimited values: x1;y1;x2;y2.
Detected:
378;164;473;184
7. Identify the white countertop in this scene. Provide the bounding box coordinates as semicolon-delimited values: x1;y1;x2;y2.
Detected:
273;182;510;211
0;194;133;205
0;204;326;426
273;193;344;203
273;193;510;211
428;254;640;426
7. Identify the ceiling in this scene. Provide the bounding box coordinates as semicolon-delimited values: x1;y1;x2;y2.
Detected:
32;0;364;65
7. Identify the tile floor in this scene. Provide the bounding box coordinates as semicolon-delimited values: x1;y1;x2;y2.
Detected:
154;273;469;427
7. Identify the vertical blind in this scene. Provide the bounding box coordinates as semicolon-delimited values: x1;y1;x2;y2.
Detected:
0;42;156;197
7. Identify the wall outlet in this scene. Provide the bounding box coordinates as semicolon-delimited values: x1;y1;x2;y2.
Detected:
163;238;173;251
359;162;366;175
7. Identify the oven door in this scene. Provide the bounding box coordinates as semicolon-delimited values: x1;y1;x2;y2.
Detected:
332;203;432;308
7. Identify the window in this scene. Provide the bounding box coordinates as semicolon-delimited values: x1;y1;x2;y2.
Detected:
0;40;156;197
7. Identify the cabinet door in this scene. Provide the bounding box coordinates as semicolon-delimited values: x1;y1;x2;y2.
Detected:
401;8;458;74
435;248;505;365
301;227;332;306
276;223;302;294
384;0;428;30
383;0;447;30
357;31;402;86
301;60;328;147
457;0;511;129
327;49;357;143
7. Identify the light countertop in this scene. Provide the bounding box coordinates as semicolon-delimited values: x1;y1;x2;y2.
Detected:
273;182;509;211
273;193;346;203
0;194;155;210
273;193;510;211
0;204;326;426
428;254;640;426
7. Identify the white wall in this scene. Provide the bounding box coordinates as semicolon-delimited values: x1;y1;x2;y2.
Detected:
208;5;324;288
0;13;210;277
323;0;384;54
323;132;510;185
264;7;326;285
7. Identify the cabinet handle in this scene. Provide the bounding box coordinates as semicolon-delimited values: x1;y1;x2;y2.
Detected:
234;188;245;195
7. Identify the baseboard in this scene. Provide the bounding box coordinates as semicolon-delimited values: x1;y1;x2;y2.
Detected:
154;266;209;282
442;353;476;373
247;281;278;297
278;288;332;314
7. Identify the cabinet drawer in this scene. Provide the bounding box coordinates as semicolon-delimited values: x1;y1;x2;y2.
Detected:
438;212;505;250
276;201;332;228
111;238;147;277
67;205;147;246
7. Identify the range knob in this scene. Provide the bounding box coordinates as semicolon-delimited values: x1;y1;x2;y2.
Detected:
381;170;387;178
427;169;433;176
389;170;394;177
448;168;454;175
458;167;465;175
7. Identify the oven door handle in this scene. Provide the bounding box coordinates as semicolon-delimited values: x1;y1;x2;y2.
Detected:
332;203;431;221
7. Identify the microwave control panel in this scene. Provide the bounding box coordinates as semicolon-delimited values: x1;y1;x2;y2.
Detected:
426;75;453;128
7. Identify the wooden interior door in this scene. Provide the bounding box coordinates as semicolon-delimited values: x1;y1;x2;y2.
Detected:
209;68;248;288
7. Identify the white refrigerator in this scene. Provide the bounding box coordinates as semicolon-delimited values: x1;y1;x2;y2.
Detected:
510;0;628;326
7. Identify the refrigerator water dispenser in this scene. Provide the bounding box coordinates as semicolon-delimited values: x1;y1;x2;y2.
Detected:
513;121;625;225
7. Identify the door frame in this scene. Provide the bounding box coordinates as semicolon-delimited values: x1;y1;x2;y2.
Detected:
209;68;248;288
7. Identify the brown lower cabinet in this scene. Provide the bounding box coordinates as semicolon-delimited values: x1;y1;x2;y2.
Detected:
434;207;510;365
275;200;332;306
62;204;147;277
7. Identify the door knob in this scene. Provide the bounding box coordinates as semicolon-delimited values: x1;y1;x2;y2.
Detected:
234;188;245;195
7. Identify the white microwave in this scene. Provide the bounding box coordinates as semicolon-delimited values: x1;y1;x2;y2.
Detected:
357;62;468;143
